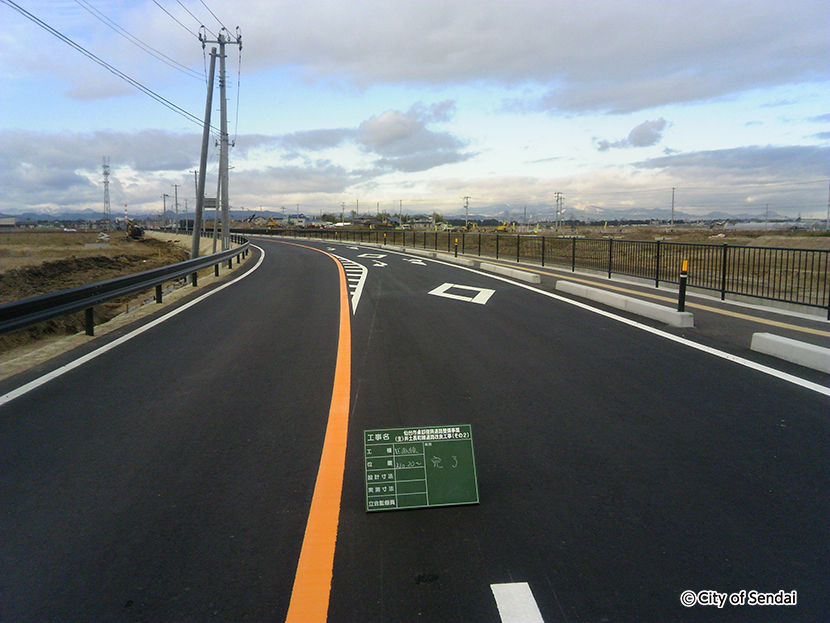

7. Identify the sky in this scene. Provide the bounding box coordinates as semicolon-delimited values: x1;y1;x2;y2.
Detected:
1;0;828;222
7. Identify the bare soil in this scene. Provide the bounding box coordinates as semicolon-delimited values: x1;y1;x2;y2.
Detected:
0;230;190;352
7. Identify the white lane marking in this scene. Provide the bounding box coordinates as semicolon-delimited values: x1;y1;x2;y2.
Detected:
333;254;368;314
0;247;267;408
429;283;495;305
491;583;545;623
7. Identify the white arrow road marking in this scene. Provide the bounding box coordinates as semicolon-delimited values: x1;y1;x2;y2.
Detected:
491;583;545;623
428;283;495;305
403;258;427;266
372;261;387;267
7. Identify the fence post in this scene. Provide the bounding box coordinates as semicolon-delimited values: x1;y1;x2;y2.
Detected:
571;237;576;272
155;284;163;303
541;235;545;267
720;243;728;300
478;233;482;257
496;234;500;259
608;239;613;278
516;234;521;263
655;240;661;287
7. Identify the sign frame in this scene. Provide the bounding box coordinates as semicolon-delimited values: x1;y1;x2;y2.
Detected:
364;424;479;512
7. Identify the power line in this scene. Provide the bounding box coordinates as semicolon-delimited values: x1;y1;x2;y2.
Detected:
199;0;227;31
74;0;202;79
151;0;199;37
174;0;217;38
2;0;211;129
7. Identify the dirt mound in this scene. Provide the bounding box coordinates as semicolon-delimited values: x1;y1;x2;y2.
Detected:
0;238;189;352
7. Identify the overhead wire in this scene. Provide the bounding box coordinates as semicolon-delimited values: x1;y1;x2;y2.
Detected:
150;0;199;37
198;0;227;32
2;0;216;131
74;0;202;80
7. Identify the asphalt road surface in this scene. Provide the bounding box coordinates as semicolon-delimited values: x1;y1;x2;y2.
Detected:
1;237;827;622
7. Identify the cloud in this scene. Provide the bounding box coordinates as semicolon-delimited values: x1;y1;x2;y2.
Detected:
355;102;473;172
597;118;667;151
633;145;830;181
270;101;474;173
230;0;828;114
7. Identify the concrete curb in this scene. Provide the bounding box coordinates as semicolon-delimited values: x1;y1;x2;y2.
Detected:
556;280;694;327
750;333;830;373
480;262;541;284
407;248;437;259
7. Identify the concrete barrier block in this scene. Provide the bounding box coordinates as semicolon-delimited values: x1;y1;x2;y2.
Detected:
480;262;541;284
556;280;694;327
408;248;437;259
751;333;830;373
438;255;475;267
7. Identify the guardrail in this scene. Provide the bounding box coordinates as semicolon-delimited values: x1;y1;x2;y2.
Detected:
254;228;830;317
0;236;250;337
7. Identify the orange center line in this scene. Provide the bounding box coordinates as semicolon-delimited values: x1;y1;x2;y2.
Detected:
284;242;352;623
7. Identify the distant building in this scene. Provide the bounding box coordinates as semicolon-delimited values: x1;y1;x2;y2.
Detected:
0;217;16;228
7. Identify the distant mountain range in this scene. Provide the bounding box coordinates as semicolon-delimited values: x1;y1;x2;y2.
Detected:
1;205;797;223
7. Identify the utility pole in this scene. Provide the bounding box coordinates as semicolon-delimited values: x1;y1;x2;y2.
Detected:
172;184;180;233
199;27;242;251
191;46;217;259
826;179;829;231
102;156;111;230
670;187;675;229
463;196;470;229
162;194;169;228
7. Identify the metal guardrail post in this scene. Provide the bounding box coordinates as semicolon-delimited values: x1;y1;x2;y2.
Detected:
155;284;163;304
85;308;94;336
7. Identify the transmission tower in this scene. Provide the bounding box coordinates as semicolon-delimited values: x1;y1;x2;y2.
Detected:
102;156;112;230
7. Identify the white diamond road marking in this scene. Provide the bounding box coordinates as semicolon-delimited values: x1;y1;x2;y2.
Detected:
491;583;545;623
358;253;387;259
428;283;495;305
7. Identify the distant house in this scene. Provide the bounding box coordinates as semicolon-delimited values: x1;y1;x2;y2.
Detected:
288;214;309;227
0;217;16;228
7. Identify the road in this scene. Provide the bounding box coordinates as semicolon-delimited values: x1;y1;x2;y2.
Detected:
1;236;827;622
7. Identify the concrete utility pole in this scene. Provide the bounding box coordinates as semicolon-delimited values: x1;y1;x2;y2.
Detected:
671;187;675;229
191;47;216;259
162;194;169;228
102;157;111;230
172;184;180;233
199;27;242;252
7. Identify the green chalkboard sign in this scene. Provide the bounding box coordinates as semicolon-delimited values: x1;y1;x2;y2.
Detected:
364;425;479;512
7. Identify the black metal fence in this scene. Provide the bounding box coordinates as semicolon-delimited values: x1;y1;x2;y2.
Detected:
264;229;830;317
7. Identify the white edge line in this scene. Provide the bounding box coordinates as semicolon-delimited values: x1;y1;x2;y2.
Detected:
491;582;545;623
0;245;266;408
